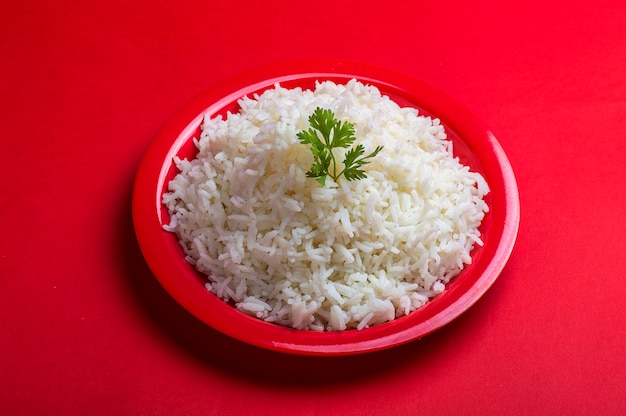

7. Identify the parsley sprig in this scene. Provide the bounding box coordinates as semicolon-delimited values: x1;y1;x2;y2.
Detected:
297;107;383;186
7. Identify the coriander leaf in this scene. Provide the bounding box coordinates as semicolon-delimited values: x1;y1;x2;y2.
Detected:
330;120;356;149
341;145;384;181
297;107;383;186
308;108;335;144
342;144;366;169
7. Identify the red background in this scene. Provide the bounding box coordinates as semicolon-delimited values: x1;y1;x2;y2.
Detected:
2;0;625;414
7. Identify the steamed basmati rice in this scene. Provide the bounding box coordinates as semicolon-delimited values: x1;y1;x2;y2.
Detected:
162;79;489;331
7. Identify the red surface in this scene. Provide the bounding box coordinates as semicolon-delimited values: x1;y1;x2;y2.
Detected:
132;61;519;356
2;0;625;414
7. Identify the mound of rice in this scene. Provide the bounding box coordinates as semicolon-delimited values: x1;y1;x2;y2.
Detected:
162;79;489;331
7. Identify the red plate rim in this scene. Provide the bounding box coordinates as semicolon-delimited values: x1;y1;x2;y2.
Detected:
132;60;520;356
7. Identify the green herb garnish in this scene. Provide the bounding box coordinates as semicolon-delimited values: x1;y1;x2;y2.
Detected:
297;107;383;186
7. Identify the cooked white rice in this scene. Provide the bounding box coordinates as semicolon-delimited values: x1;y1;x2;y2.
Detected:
162;79;489;331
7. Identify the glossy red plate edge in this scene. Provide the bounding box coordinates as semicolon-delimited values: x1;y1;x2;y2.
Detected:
132;60;520;356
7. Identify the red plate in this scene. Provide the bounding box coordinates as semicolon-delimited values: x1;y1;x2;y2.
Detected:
132;60;520;356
